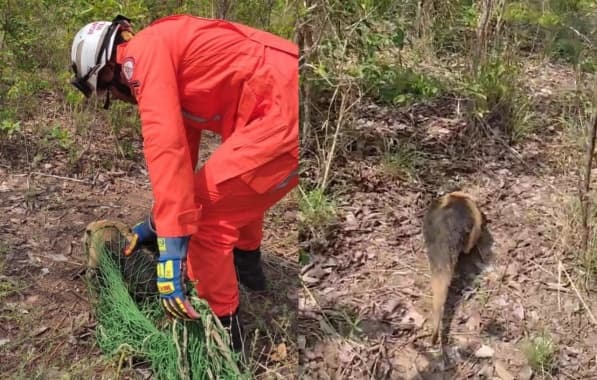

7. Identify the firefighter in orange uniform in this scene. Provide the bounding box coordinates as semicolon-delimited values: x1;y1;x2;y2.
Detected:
70;14;298;351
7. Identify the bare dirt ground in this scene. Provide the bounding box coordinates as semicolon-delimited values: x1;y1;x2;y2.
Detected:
0;102;297;379
299;61;597;379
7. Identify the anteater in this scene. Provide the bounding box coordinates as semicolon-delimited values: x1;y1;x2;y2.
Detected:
422;191;486;345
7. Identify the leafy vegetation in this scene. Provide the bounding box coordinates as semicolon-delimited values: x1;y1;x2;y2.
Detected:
299;0;597;249
0;1;298;377
0;0;297;145
298;187;337;232
522;331;558;375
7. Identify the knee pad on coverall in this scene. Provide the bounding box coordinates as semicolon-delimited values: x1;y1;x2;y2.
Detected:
185;162;297;317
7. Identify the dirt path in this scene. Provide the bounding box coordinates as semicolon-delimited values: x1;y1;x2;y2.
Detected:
0;115;298;378
299;61;597;379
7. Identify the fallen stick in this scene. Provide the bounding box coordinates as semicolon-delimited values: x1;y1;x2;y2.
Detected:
560;261;597;325
30;171;91;184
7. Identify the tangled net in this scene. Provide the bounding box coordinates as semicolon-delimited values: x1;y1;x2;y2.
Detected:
82;220;245;380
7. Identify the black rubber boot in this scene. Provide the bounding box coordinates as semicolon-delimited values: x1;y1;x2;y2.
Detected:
233;247;266;291
218;309;243;352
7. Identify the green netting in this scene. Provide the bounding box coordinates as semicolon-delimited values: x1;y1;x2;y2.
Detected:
84;224;248;380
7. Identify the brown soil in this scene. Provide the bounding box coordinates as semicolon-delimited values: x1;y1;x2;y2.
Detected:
0;102;297;379
298;61;597;379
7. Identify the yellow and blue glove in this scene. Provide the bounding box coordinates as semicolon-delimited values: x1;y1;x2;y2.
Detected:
156;236;200;320
123;215;157;256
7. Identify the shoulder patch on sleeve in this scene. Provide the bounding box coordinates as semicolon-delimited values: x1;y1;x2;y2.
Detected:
122;57;135;81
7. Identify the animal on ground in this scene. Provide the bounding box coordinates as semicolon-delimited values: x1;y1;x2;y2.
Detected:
83;220;158;301
421;191;487;345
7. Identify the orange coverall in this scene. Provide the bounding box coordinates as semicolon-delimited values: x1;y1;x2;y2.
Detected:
115;15;298;317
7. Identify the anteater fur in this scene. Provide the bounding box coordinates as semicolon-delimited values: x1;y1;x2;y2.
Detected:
422;191;486;344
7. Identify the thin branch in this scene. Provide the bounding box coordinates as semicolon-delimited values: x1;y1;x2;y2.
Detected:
580;75;597;253
560;261;597;325
30;171;91;184
565;25;594;48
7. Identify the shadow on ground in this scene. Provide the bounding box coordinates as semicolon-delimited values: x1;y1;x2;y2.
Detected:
439;224;496;347
240;250;299;378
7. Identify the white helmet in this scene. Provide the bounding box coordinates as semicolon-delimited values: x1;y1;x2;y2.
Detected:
70;15;131;97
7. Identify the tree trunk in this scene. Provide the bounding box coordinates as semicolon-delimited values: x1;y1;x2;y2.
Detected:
474;0;494;73
415;0;435;55
581;78;597;256
298;0;315;147
213;0;234;19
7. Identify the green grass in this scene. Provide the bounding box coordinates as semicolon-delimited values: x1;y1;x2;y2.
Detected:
361;64;442;106
49;124;73;150
521;331;558;375
0;280;14;303
461;54;536;142
0;250;14;303
298;187;337;230
0;0;297;158
299;249;311;266
381;142;423;180
563;196;597;283
0;119;21;138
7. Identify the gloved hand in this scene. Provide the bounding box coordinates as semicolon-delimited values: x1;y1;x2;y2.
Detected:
156;236;200;320
123;215;157;256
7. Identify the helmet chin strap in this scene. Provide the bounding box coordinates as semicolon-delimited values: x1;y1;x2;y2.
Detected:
103;90;111;110
102;25;135;110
